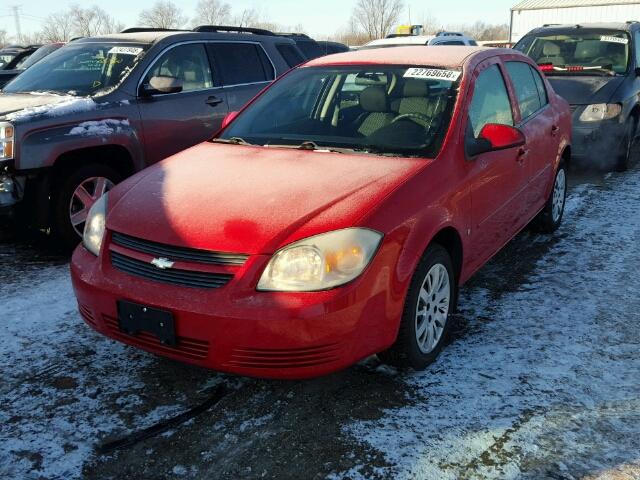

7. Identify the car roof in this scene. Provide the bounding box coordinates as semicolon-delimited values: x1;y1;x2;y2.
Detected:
305;46;507;69
529;22;638;34
74;30;293;45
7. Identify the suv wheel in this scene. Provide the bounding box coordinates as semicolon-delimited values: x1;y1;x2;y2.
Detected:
616;117;637;172
378;244;457;371
53;164;121;249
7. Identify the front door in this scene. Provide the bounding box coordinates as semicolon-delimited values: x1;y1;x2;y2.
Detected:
137;42;228;165
464;61;531;271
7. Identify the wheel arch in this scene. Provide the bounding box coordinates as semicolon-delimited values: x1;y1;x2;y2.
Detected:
52;145;136;179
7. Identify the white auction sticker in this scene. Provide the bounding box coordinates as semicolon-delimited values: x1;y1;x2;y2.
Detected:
600;35;628;45
403;67;461;81
108;46;144;56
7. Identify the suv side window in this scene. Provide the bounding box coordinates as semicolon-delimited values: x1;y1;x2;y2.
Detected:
144;43;213;92
208;43;275;86
505;61;542;121
276;43;305;68
468;64;514;137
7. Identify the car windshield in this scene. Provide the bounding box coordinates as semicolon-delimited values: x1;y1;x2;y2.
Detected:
0;52;17;70
218;65;459;157
18;44;62;70
514;30;630;75
3;42;149;96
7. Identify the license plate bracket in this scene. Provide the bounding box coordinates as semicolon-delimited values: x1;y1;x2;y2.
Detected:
117;300;176;346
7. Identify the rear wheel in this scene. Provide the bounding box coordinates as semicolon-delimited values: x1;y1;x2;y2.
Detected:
378;244;457;370
52;163;120;249
534;161;567;234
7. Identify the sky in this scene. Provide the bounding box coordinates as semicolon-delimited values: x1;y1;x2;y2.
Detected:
0;0;515;41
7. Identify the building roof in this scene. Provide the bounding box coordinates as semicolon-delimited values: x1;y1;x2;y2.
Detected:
513;0;640;10
305;46;499;69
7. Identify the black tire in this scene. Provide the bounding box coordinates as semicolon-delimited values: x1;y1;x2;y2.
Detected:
52;163;121;250
378;244;457;371
534;161;567;234
616;117;637;172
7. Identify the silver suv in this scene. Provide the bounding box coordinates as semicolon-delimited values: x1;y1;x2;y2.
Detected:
0;26;305;247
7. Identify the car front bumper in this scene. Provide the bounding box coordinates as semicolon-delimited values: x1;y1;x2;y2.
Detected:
0;172;25;215
570;114;627;168
70;238;406;380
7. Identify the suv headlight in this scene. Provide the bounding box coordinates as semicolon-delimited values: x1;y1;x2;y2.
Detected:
0;122;14;160
579;103;622;122
257;228;383;292
83;193;108;256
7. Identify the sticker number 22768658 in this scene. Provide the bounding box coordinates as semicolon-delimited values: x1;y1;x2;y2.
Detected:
403;68;462;81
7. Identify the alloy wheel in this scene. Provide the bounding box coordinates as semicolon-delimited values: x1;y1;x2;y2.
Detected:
415;263;450;354
69;176;114;237
551;168;566;224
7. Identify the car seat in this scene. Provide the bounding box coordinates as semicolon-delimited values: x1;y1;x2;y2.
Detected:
537;42;566;66
357;86;395;136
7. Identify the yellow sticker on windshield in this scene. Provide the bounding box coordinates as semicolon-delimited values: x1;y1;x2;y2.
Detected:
404;68;461;81
600;35;628;45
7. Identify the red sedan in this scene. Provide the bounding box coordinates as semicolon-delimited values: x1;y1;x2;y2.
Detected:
71;47;571;379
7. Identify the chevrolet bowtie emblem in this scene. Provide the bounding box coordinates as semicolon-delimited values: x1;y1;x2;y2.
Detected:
151;257;175;270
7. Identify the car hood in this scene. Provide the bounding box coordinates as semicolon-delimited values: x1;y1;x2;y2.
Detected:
0;93;74;120
107;143;425;255
546;76;624;105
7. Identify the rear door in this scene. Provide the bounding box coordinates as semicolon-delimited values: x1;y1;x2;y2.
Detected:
207;42;275;113
464;60;530;269
504;60;559;218
137;42;229;165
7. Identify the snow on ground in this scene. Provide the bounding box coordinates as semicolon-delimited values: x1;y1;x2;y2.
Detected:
341;168;640;479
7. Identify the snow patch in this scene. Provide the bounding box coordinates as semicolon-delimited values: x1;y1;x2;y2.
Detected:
6;97;97;122
67;119;130;137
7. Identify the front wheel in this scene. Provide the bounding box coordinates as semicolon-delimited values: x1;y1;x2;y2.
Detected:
534;161;567;233
378;244;457;370
616;117;637;172
52;163;121;249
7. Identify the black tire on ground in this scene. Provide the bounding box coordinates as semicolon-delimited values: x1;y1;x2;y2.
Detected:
378;244;457;371
52;163;121;250
534;160;567;234
616;117;637;172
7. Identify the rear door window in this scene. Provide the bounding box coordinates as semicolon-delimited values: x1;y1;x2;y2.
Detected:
505;61;542;121
276;44;305;68
468;64;514;137
208;42;275;86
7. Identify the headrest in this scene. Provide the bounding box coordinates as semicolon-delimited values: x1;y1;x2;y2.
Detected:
574;40;604;60
402;79;429;97
360;86;388;112
542;42;561;56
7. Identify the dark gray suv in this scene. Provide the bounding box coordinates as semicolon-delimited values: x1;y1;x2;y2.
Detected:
0;26;304;246
515;22;640;170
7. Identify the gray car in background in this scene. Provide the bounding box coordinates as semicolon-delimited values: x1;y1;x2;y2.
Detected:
0;26;303;247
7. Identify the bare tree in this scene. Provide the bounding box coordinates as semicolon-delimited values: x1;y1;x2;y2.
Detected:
139;0;187;29
41;12;74;42
0;29;7;47
70;5;122;37
233;8;261;28
351;0;404;40
193;0;231;26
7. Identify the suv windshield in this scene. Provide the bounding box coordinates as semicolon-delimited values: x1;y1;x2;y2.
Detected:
218;66;459;157
3;42;149;96
515;30;630;75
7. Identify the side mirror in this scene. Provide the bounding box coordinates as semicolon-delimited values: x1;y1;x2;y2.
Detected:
221;111;239;129
467;123;526;157
140;76;183;96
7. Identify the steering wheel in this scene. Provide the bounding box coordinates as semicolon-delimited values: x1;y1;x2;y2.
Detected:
391;113;432;127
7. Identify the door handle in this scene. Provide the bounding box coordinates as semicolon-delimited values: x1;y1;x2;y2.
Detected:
551;125;560;136
517;147;529;161
206;95;223;107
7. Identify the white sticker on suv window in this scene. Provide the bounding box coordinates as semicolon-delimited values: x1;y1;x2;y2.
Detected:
108;46;144;56
403;68;461;81
600;35;628;45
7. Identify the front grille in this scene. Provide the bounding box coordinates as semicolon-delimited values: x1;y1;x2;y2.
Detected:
111;232;249;266
103;314;209;360
111;251;233;289
78;304;98;328
226;344;341;369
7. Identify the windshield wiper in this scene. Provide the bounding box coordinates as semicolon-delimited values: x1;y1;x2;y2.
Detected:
211;137;253;146
264;140;353;153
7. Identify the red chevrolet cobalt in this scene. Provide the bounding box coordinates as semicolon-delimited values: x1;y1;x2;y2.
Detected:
71;47;571;379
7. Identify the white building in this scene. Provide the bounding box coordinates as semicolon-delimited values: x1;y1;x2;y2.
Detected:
510;0;640;42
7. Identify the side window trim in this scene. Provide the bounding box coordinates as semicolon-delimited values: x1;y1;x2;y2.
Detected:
504;60;549;125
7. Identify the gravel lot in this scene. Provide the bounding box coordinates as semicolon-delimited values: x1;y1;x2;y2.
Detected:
1;166;638;480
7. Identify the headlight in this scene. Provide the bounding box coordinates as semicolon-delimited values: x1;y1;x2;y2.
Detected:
579;103;622;122
257;228;383;292
83;193;108;256
0;122;14;160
